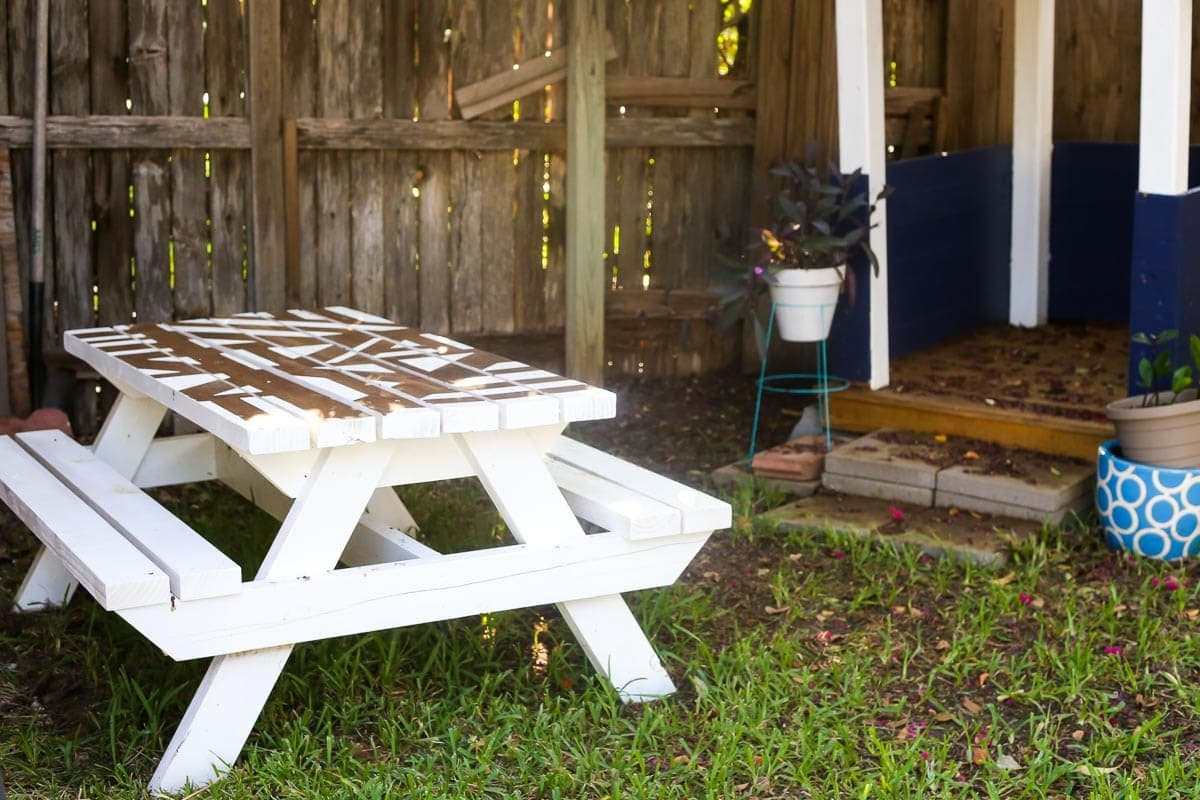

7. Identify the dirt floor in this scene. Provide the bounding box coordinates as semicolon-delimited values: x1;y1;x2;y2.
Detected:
881;321;1129;424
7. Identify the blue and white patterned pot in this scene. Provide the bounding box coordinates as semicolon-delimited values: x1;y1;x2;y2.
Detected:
1097;439;1200;561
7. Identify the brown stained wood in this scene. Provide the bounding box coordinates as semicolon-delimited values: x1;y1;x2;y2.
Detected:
751;0;792;226
481;154;516;333
449;151;483;333
0;0;7;114
545;149;566;332
280;0;316;309
417;159;450;333
89;0;133;327
969;1;1003;148
349;0;384;316
517;0;554;120
247;0;286;312
512;148;546;331
207;0;249;316
941;0;971;151
283;119;300;308
416;0;451;333
6;0;36;352
0;115;250;148
564;0;606;384
0;150;29;416
129;0;173;324
315;3;351;307
996;0;1015;146
1054;1;1142;142
605;77;756;109
382;0;415;121
681;0;720;290
167;0;208;319
382;151;419;325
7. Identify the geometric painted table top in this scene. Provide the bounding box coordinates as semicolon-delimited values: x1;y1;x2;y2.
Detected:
65;306;616;454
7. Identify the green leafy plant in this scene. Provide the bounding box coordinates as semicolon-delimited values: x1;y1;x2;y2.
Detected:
710;143;891;356
1131;329;1200;406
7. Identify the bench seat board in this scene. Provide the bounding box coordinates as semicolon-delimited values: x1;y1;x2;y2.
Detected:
546;458;683;538
549;438;732;533
17;431;242;600
0;436;169;610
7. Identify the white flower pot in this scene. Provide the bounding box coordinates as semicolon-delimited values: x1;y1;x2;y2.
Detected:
767;266;844;342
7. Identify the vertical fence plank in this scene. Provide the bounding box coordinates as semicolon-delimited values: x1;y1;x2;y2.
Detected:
417;0;451;332
680;0;719;289
381;0;419;325
247;0;285;312
315;4;351;306
349;0;384;315
280;0;316;308
612;0;657;292
129;0;173;323
0;0;9;415
514;0;551;329
207;0;248;316
90;0;133;327
168;1;209;319
6;0;35;415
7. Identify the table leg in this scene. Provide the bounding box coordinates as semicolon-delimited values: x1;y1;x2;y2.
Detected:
457;430;676;702
149;442;395;793
12;393;166;611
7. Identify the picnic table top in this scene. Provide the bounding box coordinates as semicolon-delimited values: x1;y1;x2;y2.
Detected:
65;307;616;455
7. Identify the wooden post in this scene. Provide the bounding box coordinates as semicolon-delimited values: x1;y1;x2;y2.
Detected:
1009;0;1054;327
247;0;286;312
1138;0;1192;195
835;0;889;389
565;0;606;386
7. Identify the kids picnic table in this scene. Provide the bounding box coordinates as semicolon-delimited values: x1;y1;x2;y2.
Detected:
0;307;730;792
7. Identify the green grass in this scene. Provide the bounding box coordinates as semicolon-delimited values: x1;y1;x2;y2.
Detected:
4;478;1200;798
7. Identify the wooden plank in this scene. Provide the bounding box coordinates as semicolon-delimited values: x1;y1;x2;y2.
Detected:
605;77;756;109
513;147;547;330
449;150;483;333
751;0;792;225
381;0;418;325
349;0;384;316
1139;0;1191;193
206;0;249;316
564;0;606;384
89;0;133;328
314;3;351;307
129;0;172;324
0;115;250;148
829;387;1113;462
682;0;720;290
0;150;29;417
247;0;285;312
546;457;682;538
0;435;169;611
131;432;218;488
168;0;209;319
280;0;317;308
416;0;452;333
19;429;241;600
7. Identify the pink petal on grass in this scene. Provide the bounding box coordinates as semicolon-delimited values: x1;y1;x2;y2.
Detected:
1019;593;1033;605
889;505;905;521
1103;646;1124;657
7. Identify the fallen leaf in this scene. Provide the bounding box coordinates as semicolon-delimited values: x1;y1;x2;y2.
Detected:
978;671;990;688
892;605;908;615
935;639;951;650
734;782;750;791
984;398;997;406
764;605;791;615
972;745;989;765
962;698;983;714
788;552;804;562
1188;608;1200;621
965;450;981;460
1075;764;1119;777
934;434;948;443
702;571;720;581
1071;730;1085;741
672;754;690;766
1031;596;1045;609
996;754;1021;771
992;572;1016;586
948;507;960;516
933;711;955;722
969;511;983;520
1049;466;1063;477
756;567;771;577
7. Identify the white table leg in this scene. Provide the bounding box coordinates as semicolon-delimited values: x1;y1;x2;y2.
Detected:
149;441;395;793
457;430;677;702
12;393;166;612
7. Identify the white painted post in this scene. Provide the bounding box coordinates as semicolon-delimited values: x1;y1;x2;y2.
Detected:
1139;0;1192;195
1010;0;1056;327
835;0;890;389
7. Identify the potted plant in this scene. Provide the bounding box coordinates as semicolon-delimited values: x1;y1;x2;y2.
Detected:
1105;329;1200;468
713;145;891;354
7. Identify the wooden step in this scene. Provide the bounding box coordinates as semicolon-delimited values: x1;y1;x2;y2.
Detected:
828;387;1112;461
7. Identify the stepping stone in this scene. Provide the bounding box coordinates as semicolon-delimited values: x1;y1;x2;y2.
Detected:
822;429;938;504
936;461;1094;523
710;462;820;498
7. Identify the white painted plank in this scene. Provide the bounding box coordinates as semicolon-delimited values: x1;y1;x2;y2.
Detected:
132;434;218;488
0;436;169;611
18;430;242;601
1139;0;1192;194
91;393;168;478
547;458;682;539
148;439;396;792
120;531;709;660
1010;0;1054;327
13;546;78;611
835;0;890;388
548;438;731;533
340;511;440;567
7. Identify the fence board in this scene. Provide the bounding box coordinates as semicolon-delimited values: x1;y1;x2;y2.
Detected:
90;0;132;327
315;4;351;307
129;0;172;323
280;0;315;309
1053;0;1142;143
380;0;418;325
348;0;384;316
167;1;207;319
610;0;653;293
416;0;451;333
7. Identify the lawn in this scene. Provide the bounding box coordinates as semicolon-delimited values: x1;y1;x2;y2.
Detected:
2;374;1200;798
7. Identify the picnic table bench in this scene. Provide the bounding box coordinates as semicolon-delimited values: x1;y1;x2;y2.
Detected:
0;307;729;792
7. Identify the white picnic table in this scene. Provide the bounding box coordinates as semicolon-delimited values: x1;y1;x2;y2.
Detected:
0;307;730;792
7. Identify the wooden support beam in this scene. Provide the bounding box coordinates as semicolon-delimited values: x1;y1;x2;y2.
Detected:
1139;0;1192;194
565;0;606;386
835;0;889;389
1009;0;1054;327
604;77;756;109
247;0;286;312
